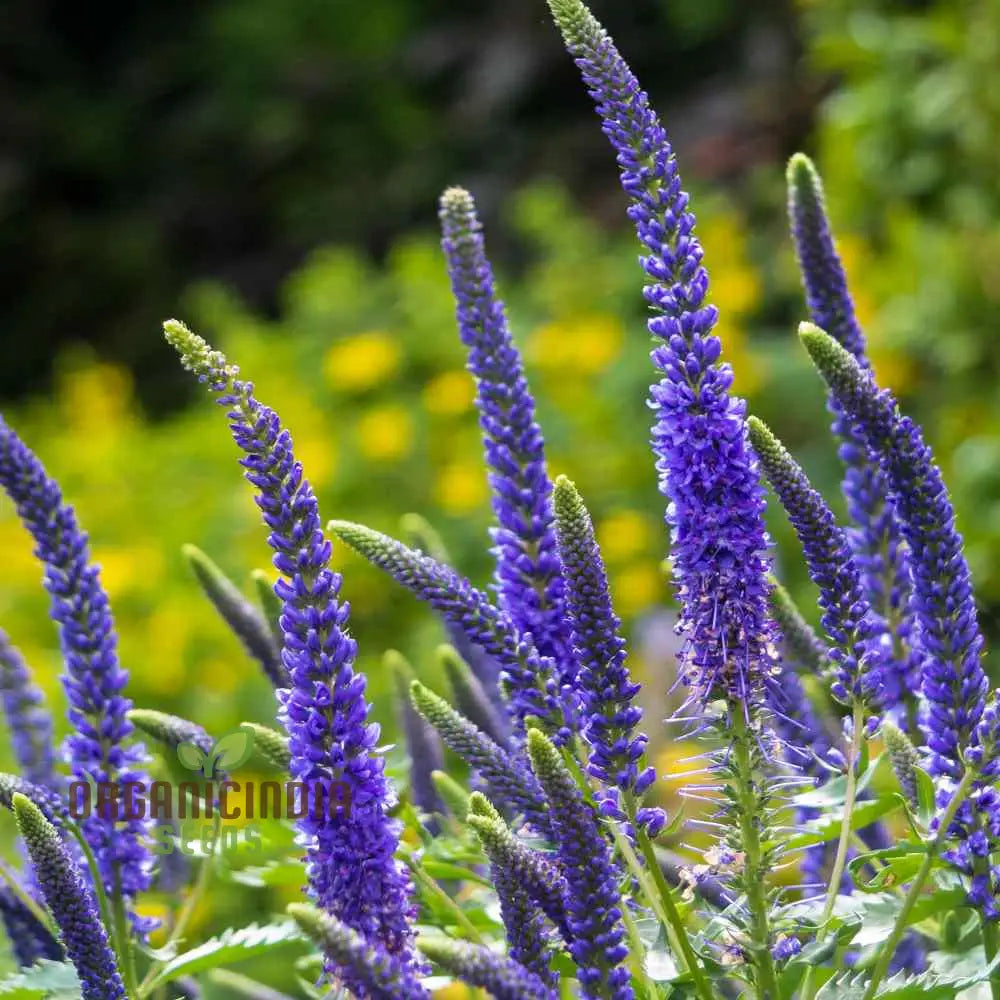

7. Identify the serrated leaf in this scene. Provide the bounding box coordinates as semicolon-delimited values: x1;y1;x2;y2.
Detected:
145;922;307;990
210;728;255;773
0;961;80;1000
176;742;206;771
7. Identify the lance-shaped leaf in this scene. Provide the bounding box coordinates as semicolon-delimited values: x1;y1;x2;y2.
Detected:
410;682;550;836
287;905;429;1000
330;520;565;739
419;938;557;1000
183;545;286;687
12;794;125;1000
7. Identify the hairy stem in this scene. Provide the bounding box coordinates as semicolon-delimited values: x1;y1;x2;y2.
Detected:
730;710;781;1000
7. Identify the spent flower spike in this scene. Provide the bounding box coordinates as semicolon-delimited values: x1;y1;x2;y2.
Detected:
0;416;152;914
163;320;418;978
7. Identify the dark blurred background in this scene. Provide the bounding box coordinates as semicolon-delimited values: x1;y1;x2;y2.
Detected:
3;0;1000;955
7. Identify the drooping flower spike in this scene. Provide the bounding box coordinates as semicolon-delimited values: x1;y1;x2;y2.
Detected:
0;416;152;916
0;630;57;789
552;476;663;834
747;416;885;710
787;154;914;710
799;323;987;779
13;793;125;1000
163;320;418;977
330;519;567;741
439;188;573;691
546;0;776;713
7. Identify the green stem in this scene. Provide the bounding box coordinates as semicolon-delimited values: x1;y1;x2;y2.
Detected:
407;857;483;944
139;815;222;997
0;858;58;939
730;709;781;1000
863;767;977;1000
111;870;140;1000
800;704;864;1000
972;846;1000;1000
68;822;115;943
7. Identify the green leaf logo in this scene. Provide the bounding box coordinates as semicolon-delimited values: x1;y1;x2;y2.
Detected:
176;727;256;777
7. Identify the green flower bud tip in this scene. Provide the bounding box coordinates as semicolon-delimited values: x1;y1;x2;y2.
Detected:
430;771;470;820
239;722;291;770
467;791;503;825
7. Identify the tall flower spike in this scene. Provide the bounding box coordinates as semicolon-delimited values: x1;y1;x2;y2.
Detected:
164;320;418;976
386;653;445;824
0;630;57;788
437;644;509;747
182;545;286;687
787;154;914;709
439;188;573;695
410;681;551;835
0;417;152;911
747;417;884;709
419;938;558;1000
799;324;987;778
288;905;429;1000
526;729;632;1000
330;520;567;740
12;794;125;1000
547;0;775;711
552;476;663;833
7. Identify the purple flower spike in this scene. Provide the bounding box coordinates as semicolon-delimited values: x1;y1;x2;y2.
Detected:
747;417;885;709
552;476;663;832
330;520;568;741
0;630;58;789
164;321;418;977
0;887;62;968
13;794;125;1000
526;729;633;1000
0;417;152;913
420;937;559;1000
438;189;573;700
546;0;776;711
787;154;914;709
800;324;987;778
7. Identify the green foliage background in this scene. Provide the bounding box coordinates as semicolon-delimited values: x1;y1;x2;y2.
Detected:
3;0;1000;987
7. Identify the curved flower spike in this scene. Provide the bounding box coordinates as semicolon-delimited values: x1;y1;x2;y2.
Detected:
13;794;125;1000
0;418;151;909
747;417;885;709
419;938;558;1000
799;324;987;778
330;519;567;740
288;904;429;1000
164;320;417;974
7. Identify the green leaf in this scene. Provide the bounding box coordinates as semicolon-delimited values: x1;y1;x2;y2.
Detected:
224;859;307;888
784;794;900;850
144;922;307;990
817;947;1000;998
0;962;80;1000
846;843;931;892
176;742;206;771
210;727;255;773
914;765;937;827
419;859;491;886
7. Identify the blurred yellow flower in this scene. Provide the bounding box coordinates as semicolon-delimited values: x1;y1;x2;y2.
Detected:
323;332;401;392
611;561;662;617
527;313;623;375
294;433;337;485
435;461;487;515
141;604;189;695
597;510;656;563
59;362;134;436
95;545;165;599
423;370;475;417
655;740;705;790
357;405;414;462
433;984;475;1000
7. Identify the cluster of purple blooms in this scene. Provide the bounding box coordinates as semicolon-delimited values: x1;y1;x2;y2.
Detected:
0;0;999;997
